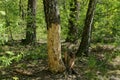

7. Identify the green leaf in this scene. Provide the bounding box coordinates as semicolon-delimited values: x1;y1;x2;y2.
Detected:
5;51;14;56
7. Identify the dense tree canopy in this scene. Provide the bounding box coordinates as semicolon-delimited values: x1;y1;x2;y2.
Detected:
0;0;120;43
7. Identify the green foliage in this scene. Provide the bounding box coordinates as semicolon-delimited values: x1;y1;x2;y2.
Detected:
0;25;8;45
12;76;19;80
0;51;23;67
0;0;119;44
24;45;47;60
87;55;97;69
85;49;120;79
92;0;120;43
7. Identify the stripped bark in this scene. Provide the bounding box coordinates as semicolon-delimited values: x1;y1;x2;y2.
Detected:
43;0;65;73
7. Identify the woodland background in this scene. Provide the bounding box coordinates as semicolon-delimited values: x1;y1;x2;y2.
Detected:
0;0;120;80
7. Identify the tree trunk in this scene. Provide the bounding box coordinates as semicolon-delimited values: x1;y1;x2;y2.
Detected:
77;0;97;56
66;0;79;43
25;0;36;44
4;2;13;41
43;0;65;73
19;0;25;20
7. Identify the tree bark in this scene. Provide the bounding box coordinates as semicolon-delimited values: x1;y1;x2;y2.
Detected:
25;0;36;44
43;0;65;73
77;0;97;56
66;0;79;43
19;0;25;20
4;1;13;41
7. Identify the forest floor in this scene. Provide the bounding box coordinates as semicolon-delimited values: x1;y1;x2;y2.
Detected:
0;40;120;80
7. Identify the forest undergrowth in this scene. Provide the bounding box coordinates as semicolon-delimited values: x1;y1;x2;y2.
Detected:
0;40;120;80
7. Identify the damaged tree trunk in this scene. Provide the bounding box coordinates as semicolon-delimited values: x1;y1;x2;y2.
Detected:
43;0;65;73
43;0;77;74
64;50;76;74
62;43;78;74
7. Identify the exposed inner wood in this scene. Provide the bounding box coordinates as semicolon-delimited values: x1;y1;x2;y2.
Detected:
47;23;65;73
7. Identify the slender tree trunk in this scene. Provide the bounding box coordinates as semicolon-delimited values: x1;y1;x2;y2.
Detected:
4;2;13;41
66;0;79;43
62;0;66;9
43;0;65;73
19;0;25;20
5;17;13;41
25;0;36;44
77;0;97;56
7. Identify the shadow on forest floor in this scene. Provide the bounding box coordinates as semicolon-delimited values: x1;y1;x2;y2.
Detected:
0;40;120;80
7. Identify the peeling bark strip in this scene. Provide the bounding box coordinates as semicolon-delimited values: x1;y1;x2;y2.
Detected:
64;51;75;72
77;0;97;56
47;24;65;72
43;0;65;73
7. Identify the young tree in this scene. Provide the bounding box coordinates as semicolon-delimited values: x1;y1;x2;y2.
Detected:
77;0;97;56
66;0;79;43
43;0;65;73
3;0;14;41
19;0;25;20
25;0;36;44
